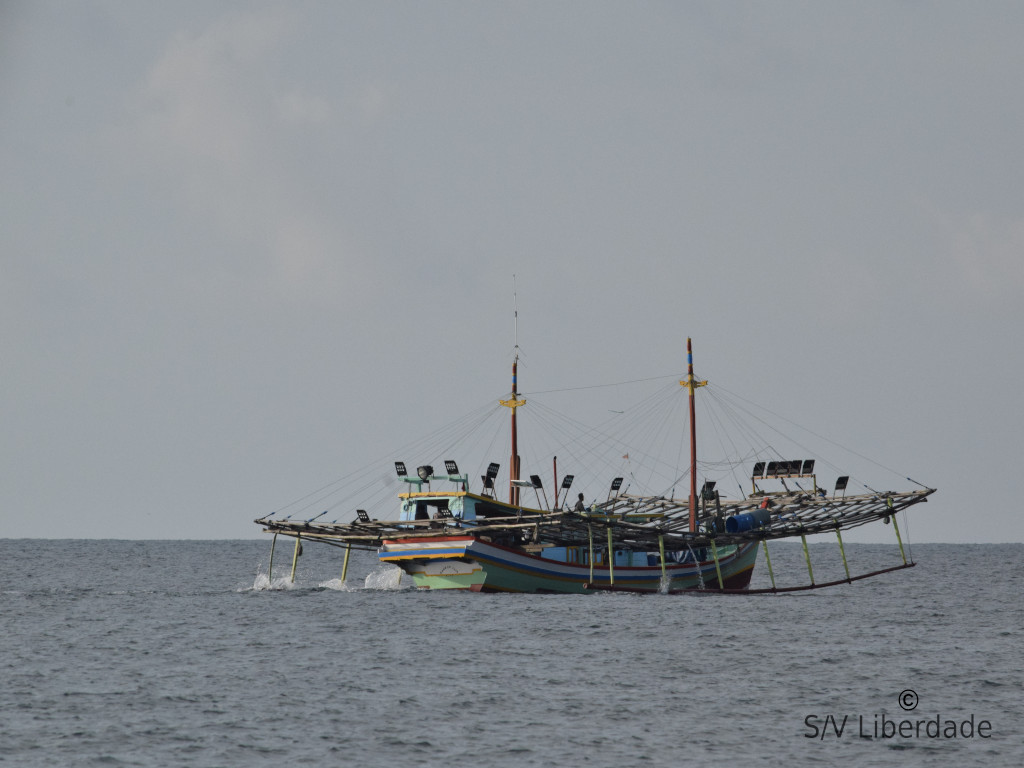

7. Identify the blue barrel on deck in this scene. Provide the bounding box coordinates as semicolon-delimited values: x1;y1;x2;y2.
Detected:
725;508;771;533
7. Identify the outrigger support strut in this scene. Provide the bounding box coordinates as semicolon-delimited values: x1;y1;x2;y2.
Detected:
892;513;908;565
289;534;302;583
267;532;278;585
761;539;777;590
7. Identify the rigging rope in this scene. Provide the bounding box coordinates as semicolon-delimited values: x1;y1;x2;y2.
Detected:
262;367;931;528
709;382;917;483
524;373;679;395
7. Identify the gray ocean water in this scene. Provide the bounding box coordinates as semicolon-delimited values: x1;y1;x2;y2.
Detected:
1;539;1021;767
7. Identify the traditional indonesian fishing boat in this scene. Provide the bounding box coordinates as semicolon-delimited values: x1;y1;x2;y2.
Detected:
255;339;934;593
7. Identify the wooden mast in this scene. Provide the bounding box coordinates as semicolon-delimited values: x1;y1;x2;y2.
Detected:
499;279;526;505
553;456;558;509
680;337;707;532
507;354;524;504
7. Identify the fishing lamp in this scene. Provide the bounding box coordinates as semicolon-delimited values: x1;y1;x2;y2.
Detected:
481;463;500;495
395;461;408;477
417;465;433;482
445;460;460;475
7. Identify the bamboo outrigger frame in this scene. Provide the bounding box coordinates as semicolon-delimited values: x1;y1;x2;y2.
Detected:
255;484;933;591
257;488;933;549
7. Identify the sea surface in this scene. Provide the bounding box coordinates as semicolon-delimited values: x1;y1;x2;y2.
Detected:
1;539;1021;767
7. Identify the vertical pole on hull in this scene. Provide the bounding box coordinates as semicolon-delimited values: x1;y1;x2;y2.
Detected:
341;543;352;584
761;539;777;591
835;527;851;582
588;524;594;583
710;540;724;590
800;534;814;585
290;535;302;583
658;535;667;583
268;532;278;586
606;526;615;585
679;338;707;533
553;456;558;509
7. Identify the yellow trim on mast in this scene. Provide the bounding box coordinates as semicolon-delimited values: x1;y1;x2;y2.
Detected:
679;373;708;393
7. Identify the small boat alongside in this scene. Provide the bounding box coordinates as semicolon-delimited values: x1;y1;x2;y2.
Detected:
255;338;934;593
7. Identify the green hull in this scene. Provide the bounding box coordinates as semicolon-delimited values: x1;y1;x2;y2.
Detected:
383;535;759;593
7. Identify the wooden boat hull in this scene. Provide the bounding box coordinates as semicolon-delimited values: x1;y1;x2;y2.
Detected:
380;535;758;593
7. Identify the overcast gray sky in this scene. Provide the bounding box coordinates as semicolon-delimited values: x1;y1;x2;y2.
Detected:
3;2;1021;543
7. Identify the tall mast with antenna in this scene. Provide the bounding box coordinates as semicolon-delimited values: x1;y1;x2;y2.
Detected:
499;276;525;505
680;337;707;532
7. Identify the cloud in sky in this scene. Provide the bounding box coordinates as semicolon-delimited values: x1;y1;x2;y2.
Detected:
2;2;1023;544
143;10;284;168
949;213;1024;300
128;8;355;305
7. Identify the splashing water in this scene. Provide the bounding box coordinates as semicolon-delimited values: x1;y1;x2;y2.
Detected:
320;578;358;591
658;572;672;594
686;544;706;590
363;565;404;590
252;572;299;591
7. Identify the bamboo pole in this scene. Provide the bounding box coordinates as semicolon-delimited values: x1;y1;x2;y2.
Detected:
892;515;907;565
587;561;914;595
341;543;351;583
800;534;814;585
268;532;278;585
710;540;724;590
658;535;667;583
836;527;851;582
588;524;594;583
761;539;777;591
290;535;302;583
607;526;615;585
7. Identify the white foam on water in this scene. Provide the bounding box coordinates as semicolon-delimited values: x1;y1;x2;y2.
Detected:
251;572;299;591
658;573;672;594
319;578;359;591
686;544;706;590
